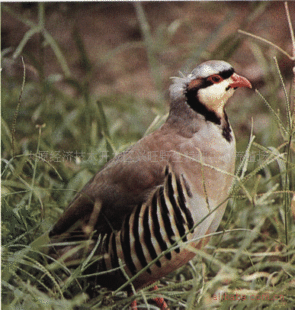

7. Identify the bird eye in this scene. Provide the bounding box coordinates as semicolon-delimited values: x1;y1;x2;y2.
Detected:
208;75;223;83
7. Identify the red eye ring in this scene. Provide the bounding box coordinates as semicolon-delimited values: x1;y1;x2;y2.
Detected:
208;74;223;83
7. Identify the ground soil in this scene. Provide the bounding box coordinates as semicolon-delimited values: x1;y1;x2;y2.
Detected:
2;2;294;101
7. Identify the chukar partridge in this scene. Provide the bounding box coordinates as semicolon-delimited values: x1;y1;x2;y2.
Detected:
48;60;251;309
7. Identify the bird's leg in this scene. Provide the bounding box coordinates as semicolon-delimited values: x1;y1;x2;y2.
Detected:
128;285;169;310
151;285;170;310
129;300;138;310
128;290;138;310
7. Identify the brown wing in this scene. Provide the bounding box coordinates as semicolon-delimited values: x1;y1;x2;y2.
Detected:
49;128;174;238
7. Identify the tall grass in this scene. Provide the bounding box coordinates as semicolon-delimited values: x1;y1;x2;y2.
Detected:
2;2;294;309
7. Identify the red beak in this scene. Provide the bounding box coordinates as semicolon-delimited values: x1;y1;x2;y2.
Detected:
230;73;252;89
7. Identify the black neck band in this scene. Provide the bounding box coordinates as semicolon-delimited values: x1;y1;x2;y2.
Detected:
185;87;232;142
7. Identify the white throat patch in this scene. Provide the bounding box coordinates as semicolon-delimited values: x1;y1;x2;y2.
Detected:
197;79;235;116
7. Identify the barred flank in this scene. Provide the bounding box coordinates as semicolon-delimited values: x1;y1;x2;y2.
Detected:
104;165;194;278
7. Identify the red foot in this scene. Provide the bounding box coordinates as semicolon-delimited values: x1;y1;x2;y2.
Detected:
130;299;137;310
129;285;169;310
152;285;169;310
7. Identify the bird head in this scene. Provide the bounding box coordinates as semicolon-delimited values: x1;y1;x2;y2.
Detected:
170;60;252;119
